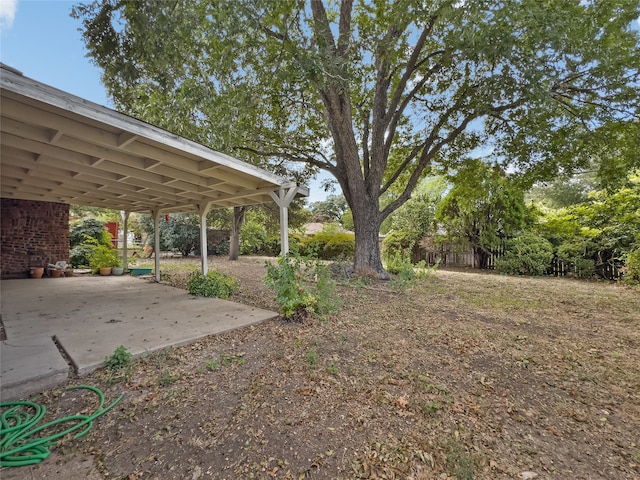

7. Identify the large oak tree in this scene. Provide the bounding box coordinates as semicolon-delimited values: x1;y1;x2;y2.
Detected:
73;0;639;277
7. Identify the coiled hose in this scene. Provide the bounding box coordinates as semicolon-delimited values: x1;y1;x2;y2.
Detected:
0;385;123;467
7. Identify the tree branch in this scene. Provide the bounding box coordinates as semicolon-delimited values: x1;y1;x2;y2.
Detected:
386;15;439;123
381;86;471;195
336;0;353;57
236;145;336;176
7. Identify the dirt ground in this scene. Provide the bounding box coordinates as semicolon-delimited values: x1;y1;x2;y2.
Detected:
3;256;639;480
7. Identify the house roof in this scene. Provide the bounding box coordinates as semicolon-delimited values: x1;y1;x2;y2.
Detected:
0;64;307;213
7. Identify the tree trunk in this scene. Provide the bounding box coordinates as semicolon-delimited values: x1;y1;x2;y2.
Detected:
351;200;389;279
475;248;489;269
229;206;245;261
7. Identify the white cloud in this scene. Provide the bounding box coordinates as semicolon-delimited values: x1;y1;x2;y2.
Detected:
0;0;17;30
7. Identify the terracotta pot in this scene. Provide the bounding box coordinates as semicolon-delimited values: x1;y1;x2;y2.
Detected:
50;269;63;278
99;267;112;276
29;267;44;279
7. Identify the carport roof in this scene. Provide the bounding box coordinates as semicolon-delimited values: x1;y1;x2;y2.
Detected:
0;64;307;213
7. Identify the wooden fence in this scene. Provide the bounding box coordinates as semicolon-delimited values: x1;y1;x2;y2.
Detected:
416;237;623;280
416;237;504;270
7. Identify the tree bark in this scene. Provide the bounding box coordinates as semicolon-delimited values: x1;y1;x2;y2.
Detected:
229;206;245;261
351;198;389;279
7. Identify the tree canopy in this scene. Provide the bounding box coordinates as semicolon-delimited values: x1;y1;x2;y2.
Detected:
437;160;532;268
73;0;640;276
538;172;640;278
310;194;349;223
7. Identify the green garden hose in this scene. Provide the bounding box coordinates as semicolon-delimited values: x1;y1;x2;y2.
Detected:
0;385;122;467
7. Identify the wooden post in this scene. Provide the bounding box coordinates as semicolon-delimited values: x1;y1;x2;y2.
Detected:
121;210;130;271
151;209;162;282
269;186;299;256
197;203;212;275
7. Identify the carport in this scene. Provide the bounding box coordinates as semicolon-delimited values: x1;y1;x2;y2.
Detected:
0;64;307;400
0;63;308;279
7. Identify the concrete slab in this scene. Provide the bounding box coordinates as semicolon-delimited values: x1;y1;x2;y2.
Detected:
0;276;278;397
0;334;69;402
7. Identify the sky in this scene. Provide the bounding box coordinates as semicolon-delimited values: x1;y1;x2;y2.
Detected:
0;0;332;203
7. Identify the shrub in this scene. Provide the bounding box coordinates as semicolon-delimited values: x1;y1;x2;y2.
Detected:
385;250;412;275
164;213;200;256
240;221;267;255
385;251;433;287
85;236;121;272
187;270;239;299
206;238;230;256
320;232;355;260
262;235;282;256
299;230;355;260
70;243;95;268
495;232;553;276
69;220;112;267
557;239;596;278
88;245;121;272
264;254;340;320
104;345;132;370
69;218;108;248
622;245;640;285
382;230;418;265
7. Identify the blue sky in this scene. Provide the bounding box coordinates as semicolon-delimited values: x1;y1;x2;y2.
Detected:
0;0;332;203
0;0;111;105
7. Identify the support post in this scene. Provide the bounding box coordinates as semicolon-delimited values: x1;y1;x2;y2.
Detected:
269;186;298;256
197;203;213;275
121;210;130;271
151;209;162;282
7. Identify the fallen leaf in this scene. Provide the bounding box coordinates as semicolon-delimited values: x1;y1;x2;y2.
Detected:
395;395;409;409
520;472;538;480
192;465;202;480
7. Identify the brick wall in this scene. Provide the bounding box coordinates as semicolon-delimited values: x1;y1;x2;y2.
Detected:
1;199;70;278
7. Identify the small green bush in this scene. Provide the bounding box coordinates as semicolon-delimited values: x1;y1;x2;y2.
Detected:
187;270;239;299
104;345;132;370
70;243;95;268
385;251;413;276
321;232;355;260
240;221;268;255
264;254;340;320
386;252;432;287
69;218;109;248
622;245;640;285
300;231;355;260
161;213;201;256
557;239;596;278
69;221;112;267
263;235;282;256
86;236;121;273
495;232;553;276
382;230;418;266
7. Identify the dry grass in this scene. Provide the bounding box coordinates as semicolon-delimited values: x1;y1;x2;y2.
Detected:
20;257;640;480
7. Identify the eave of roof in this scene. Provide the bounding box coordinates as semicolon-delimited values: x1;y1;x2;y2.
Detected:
0;64;308;213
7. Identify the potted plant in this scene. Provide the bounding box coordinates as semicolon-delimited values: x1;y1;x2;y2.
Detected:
88;243;121;276
29;266;44;278
111;265;125;276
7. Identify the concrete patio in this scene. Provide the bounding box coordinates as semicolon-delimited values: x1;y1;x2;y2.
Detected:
0;274;278;402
